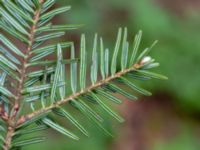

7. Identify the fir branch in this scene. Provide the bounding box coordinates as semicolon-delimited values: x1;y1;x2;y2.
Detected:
17;61;143;126
0;1;167;150
2;1;45;150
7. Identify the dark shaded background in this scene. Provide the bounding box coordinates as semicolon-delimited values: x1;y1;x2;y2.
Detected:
25;0;200;150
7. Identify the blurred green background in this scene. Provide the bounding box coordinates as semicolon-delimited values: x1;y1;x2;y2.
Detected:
27;0;200;150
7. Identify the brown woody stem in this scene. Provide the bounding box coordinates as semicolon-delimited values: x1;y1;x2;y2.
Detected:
2;127;14;150
3;1;44;150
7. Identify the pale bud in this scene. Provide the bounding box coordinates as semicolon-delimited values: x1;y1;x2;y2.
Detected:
140;56;152;65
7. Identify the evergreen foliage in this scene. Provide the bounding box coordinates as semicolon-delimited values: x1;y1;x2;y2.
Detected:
0;0;167;150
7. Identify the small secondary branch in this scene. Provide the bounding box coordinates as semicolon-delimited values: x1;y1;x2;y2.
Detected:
17;63;142;126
